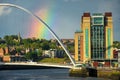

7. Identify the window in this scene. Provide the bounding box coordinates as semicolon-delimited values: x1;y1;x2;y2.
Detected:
92;17;104;25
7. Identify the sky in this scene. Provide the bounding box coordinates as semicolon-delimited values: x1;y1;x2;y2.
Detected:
0;0;120;41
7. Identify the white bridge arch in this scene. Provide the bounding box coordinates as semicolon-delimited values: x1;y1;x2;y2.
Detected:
0;3;76;66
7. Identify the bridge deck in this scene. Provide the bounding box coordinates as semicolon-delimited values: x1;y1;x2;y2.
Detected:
0;62;73;69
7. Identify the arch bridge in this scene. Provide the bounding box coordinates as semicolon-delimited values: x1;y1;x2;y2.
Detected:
0;3;77;67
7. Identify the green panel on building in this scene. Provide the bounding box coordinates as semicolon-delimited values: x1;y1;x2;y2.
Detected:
107;28;111;58
85;29;89;58
93;17;103;25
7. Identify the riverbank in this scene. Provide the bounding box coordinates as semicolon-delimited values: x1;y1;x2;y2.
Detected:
69;68;120;80
97;68;120;80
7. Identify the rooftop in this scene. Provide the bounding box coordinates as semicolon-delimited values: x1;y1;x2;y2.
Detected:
92;13;103;16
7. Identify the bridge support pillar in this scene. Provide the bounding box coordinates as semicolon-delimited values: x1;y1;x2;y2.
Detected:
69;67;97;77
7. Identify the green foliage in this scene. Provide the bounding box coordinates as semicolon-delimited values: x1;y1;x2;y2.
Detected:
0;35;75;62
39;58;66;63
36;48;43;57
1;35;75;52
67;45;74;53
22;38;32;48
113;41;120;49
3;35;21;46
25;51;38;61
16;47;22;53
64;40;74;53
49;42;58;49
41;40;50;50
0;44;7;48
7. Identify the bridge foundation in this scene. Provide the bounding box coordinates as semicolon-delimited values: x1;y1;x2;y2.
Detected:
69;67;120;80
69;67;97;77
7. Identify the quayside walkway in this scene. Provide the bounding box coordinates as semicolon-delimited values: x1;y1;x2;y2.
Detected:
0;62;73;69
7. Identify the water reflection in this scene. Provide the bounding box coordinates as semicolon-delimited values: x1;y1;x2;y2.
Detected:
0;69;106;80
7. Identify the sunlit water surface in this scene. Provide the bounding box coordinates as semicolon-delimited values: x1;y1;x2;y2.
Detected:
0;69;107;80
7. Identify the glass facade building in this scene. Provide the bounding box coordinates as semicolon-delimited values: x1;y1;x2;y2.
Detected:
91;14;105;60
75;12;113;62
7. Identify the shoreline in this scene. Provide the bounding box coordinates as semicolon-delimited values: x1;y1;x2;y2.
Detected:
69;67;120;80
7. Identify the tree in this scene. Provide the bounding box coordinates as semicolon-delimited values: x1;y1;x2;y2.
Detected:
36;48;43;57
67;45;74;53
41;41;50;50
16;47;22;54
49;42;57;49
31;42;40;49
113;41;120;49
0;39;6;44
22;38;32;48
25;51;38;61
0;44;7;48
3;35;20;46
4;35;12;45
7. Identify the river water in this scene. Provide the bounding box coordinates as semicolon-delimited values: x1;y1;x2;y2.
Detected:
0;69;106;80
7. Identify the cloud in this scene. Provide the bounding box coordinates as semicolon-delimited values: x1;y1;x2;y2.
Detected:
0;6;12;16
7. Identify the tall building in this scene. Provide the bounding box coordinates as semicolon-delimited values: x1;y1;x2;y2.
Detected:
75;12;113;63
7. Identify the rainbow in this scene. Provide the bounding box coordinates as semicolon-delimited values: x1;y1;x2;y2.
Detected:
28;6;55;39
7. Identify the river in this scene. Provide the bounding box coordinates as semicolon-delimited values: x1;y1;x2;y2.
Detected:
0;69;106;80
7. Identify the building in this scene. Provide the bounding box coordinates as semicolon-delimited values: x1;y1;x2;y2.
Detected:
43;49;65;58
0;48;5;57
3;56;10;62
113;48;120;59
0;47;9;57
75;32;83;62
75;12;113;64
61;39;74;44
